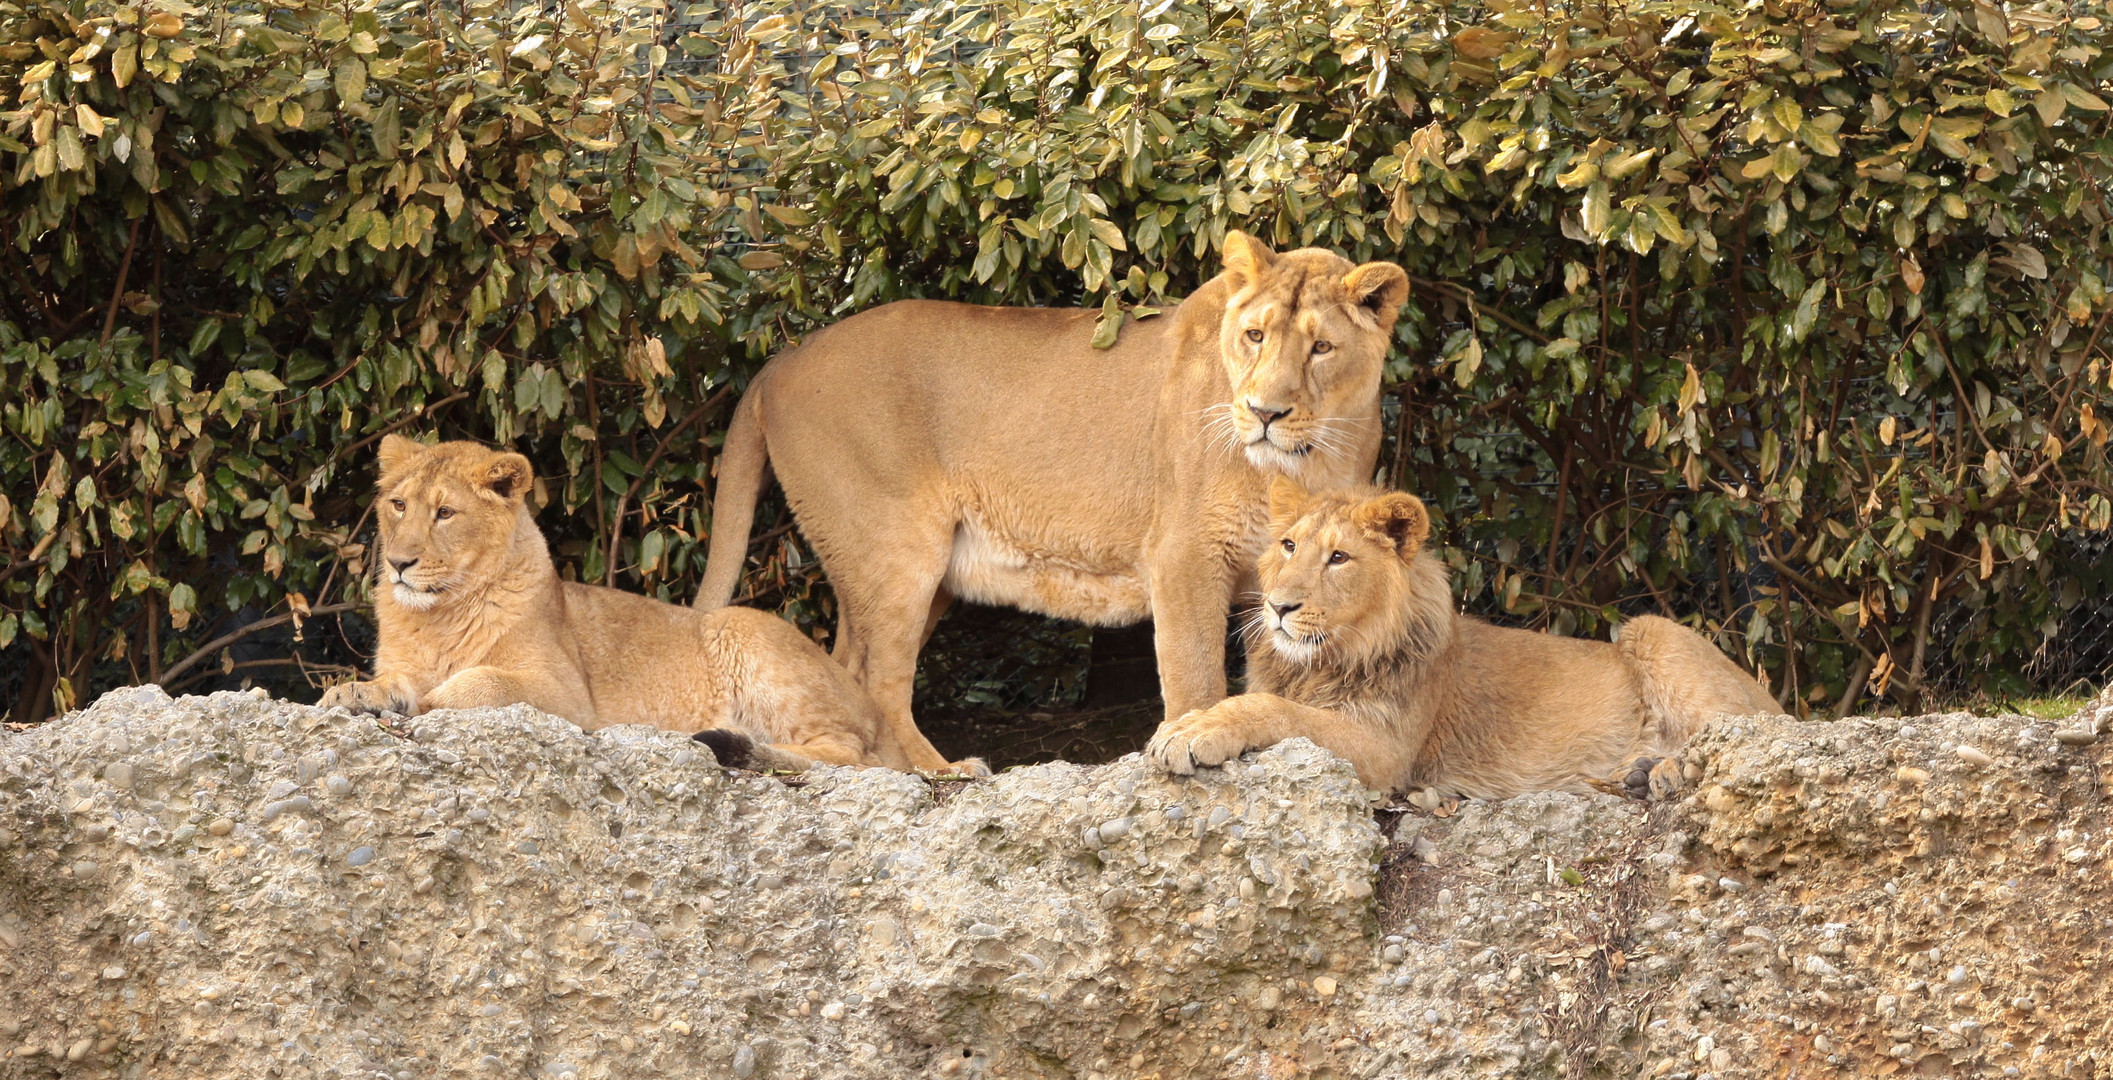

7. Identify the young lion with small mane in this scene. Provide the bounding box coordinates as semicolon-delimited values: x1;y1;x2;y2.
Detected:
1147;479;1783;799
319;436;977;776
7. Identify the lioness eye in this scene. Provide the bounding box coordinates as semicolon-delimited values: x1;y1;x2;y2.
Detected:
1312;340;1334;354
435;506;456;521
389;499;406;513
1245;329;1264;343
1281;538;1296;553
1327;550;1349;565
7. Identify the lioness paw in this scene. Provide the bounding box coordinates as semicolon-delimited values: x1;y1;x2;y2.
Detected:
318;680;413;716
1147;709;1255;776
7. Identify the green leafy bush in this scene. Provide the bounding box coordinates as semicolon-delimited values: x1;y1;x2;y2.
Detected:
3;0;2109;721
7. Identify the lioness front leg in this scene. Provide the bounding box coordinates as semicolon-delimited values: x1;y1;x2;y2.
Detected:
1148;693;1393;788
318;672;421;716
424;665;597;724
1147;548;1235;721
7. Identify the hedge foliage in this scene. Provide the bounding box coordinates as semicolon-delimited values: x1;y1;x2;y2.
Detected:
2;0;2109;721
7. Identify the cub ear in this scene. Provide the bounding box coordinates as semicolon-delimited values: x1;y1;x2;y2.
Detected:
1222;230;1277;286
376;434;426;482
1351;491;1429;558
1342;261;1411;321
483;452;533;501
1267;474;1310;526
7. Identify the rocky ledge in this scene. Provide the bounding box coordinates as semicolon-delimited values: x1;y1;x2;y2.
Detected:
1;686;2110;1079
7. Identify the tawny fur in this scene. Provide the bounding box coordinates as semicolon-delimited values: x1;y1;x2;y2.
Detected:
317;437;962;775
1147;480;1785;798
694;232;1411;772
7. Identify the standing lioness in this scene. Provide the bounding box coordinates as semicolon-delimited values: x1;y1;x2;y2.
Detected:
696;232;1411;772
320;436;957;774
1148;480;1784;798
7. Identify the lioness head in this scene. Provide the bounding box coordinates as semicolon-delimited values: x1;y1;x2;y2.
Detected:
372;435;534;611
1213;232;1411;473
1257;477;1439;667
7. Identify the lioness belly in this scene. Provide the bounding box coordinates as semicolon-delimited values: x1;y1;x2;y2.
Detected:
942;519;1150;627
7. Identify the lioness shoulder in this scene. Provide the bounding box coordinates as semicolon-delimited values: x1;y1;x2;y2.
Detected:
1147;478;1783;799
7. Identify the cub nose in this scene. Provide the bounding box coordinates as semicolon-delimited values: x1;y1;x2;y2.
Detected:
389;557;419;574
1247;401;1291;426
1269;600;1302;618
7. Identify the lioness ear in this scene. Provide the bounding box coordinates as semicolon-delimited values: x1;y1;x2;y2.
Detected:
1222;230;1277;286
1343;261;1411;321
376;434;426;482
483;452;533;501
1267;474;1310;526
1352;492;1429;558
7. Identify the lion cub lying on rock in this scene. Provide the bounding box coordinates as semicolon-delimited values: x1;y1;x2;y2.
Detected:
1148;480;1782;799
320;436;976;776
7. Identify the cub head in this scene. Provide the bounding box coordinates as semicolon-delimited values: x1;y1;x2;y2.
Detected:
1256;477;1438;667
1214;231;1411;473
372;435;534;612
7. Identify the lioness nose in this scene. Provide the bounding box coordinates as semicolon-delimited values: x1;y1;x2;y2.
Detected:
389;557;418;573
1247;401;1291;426
1270;600;1302;618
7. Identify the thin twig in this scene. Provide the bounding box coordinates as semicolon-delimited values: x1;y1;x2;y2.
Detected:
1834;652;1873;720
159;602;362;686
99;217;145;345
1406;275;1552;345
605;385;732;586
0;529;61;589
298;392;471;489
167;657;361;696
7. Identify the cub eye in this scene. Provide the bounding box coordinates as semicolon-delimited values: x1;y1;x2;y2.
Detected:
1312;340;1334;355
1327;550;1349;565
435;506;456;521
1281;538;1296;554
389;499;406;513
1245;329;1265;343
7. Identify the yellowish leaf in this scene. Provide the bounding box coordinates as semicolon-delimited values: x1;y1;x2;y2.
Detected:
1555;157;1598;190
1452;27;1519;60
1900;254;1925;296
2062;83;2110;112
1603;148;1656;180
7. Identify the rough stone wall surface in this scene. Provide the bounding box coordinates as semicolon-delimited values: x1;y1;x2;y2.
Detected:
1;686;2108;1079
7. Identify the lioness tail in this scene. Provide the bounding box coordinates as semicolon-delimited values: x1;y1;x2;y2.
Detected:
696;385;770;609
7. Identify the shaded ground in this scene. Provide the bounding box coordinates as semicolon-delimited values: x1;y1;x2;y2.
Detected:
913;606;1167;770
915;698;1165;773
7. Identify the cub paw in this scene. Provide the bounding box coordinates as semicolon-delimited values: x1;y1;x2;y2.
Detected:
1146;709;1256;776
693;729;757;770
318;680;413;716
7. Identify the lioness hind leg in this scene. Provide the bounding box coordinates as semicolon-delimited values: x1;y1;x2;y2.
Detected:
820;528;960;775
1618;615;1784;744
